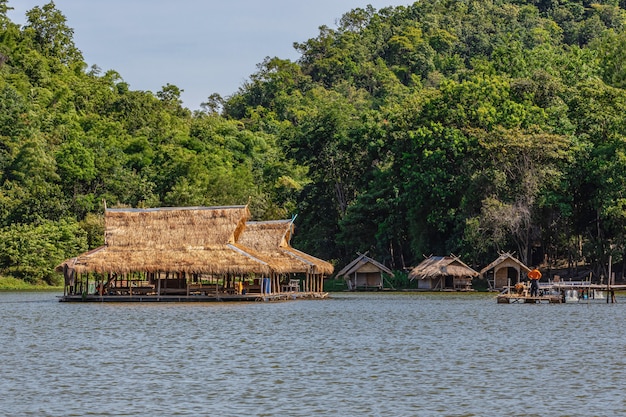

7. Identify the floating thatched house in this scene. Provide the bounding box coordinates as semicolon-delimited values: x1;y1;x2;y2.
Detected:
57;205;332;302
480;252;531;290
237;219;334;294
336;253;394;291
409;255;478;291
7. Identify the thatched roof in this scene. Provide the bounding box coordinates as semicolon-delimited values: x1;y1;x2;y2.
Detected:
105;205;248;248
409;255;479;280
58;206;274;275
336;253;394;278
282;246;334;275
238;220;334;275
479;252;530;277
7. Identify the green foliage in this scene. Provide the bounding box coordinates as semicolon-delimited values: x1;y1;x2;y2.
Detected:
0;276;62;290
323;278;347;292
0;3;313;283
3;0;626;284
23;2;82;64
596;30;626;88
0;219;87;284
250;0;626;273
79;212;104;248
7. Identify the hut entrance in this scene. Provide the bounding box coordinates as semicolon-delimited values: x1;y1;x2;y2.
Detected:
444;276;454;289
494;267;520;288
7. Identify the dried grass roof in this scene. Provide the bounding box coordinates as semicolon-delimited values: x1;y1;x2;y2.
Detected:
281;246;334;275
58;205;274;275
479;252;530;276
59;244;272;275
105;205;249;249
57;207;333;276
409;255;479;280
238;220;334;275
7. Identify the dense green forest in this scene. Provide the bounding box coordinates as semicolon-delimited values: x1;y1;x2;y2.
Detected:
2;0;626;285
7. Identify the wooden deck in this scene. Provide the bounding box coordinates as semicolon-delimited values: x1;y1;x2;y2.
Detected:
58;291;328;303
496;293;562;304
497;282;626;304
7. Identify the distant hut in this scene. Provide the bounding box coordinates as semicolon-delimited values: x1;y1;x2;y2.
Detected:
409;255;478;291
336;253;394;291
480;252;531;290
238;219;334;294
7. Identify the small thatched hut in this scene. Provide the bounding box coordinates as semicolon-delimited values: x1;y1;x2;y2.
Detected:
409;255;478;291
480;252;531;290
237;219;334;293
336;253;394;291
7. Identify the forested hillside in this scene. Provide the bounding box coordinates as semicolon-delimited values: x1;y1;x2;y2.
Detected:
2;0;626;285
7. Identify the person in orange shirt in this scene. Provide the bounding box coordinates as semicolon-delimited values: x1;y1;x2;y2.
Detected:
528;267;542;297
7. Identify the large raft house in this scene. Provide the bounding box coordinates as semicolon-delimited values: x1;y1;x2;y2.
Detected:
56;205;334;302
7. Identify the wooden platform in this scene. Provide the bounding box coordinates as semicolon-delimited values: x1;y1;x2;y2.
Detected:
496;294;562;304
58;291;328;303
497;282;626;304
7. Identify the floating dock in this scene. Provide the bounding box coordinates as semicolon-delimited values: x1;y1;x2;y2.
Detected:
59;291;328;303
496;281;626;304
496;293;562;304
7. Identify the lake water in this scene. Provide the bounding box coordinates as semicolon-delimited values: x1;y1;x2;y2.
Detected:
1;291;625;416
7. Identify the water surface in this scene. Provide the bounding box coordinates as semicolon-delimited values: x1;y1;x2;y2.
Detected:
1;291;625;416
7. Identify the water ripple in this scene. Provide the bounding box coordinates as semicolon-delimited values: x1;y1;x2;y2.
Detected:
1;292;625;416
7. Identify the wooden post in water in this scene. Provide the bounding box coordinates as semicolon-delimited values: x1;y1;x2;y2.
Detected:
606;255;612;304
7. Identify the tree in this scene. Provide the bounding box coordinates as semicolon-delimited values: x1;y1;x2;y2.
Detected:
200;93;224;115
597;30;626;89
24;2;82;64
55;138;98;217
466;127;570;265
4;135;67;224
565;79;626;276
0;0;11;27
0;219;87;284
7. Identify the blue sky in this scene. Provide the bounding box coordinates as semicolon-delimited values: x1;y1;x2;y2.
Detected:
7;1;413;110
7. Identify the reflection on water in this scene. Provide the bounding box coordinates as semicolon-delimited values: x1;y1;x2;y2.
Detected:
1;291;625;416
